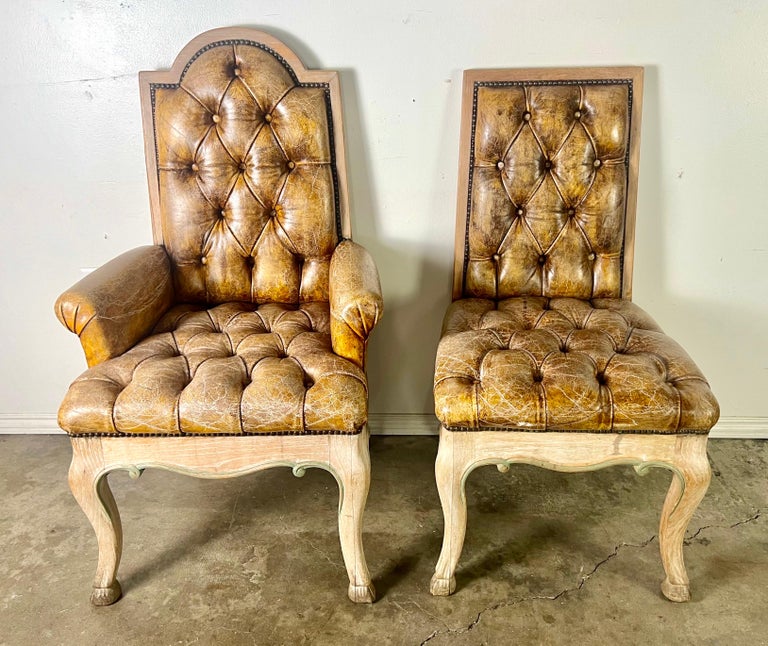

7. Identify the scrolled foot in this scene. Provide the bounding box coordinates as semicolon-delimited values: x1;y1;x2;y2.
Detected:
348;582;376;603
661;578;690;603
90;580;122;606
429;574;456;596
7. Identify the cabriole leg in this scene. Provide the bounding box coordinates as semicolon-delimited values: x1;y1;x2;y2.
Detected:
330;428;375;603
69;438;123;606
430;427;470;596
658;435;711;602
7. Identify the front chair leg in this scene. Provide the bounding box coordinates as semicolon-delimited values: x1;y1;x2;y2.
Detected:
658;435;711;602
69;438;123;606
330;429;375;603
430;428;471;596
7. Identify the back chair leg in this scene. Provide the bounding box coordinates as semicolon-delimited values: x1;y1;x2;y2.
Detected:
330;428;376;603
658;435;711;602
430;428;471;596
69;438;123;606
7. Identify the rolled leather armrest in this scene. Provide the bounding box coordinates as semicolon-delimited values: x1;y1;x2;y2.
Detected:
329;240;383;369
55;245;174;367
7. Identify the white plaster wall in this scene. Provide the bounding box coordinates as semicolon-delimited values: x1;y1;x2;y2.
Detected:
1;1;766;423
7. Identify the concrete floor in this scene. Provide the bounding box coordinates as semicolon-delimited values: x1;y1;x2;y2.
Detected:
0;435;765;645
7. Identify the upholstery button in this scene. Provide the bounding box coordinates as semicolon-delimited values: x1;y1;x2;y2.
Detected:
191;163;199;173
544;160;552;169
496;160;505;170
523;111;531;121
233;66;242;77
538;254;546;265
574;110;582;119
218;209;225;219
287;160;296;170
593;159;602;168
200;256;207;265
212;114;220;123
588;252;596;261
239;162;247;171
568;208;575;217
270;209;277;218
492;253;500;262
517;207;524;216
264;113;272;123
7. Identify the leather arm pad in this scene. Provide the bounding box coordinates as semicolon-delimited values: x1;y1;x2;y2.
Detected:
329;240;383;368
55;245;174;367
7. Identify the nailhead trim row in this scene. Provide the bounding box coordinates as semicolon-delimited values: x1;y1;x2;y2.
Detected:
73;428;364;438
444;426;708;435
149;39;343;279
462;79;634;299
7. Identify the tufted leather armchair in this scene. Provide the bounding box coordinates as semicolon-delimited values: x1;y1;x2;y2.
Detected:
56;28;381;605
430;68;718;602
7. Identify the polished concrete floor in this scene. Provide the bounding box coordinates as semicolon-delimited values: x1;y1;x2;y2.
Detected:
0;435;765;645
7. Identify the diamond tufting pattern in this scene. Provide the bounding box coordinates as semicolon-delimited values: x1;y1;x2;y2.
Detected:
153;41;339;304
59;302;367;435
465;81;630;299
434;297;718;432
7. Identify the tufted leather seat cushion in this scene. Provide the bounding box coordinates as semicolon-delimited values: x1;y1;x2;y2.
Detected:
59;302;367;435
434;297;719;433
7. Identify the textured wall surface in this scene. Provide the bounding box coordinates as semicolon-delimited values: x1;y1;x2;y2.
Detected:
1;1;766;421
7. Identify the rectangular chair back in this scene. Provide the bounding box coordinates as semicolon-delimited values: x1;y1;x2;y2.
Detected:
453;67;643;301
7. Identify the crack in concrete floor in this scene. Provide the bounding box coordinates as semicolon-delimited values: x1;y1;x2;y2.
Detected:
418;509;763;645
684;510;761;544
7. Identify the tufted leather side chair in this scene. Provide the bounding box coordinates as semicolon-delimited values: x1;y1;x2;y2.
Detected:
55;28;381;605
430;68;718;601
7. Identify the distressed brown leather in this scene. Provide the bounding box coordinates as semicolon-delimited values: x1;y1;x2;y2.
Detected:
59;302;367;435
55;246;174;367
436;69;719;434
466;83;629;299
153;42;338;304
434;297;719;432
56;33;381;436
330;240;383;368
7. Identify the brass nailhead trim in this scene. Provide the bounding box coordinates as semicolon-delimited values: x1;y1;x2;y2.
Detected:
149;40;344;242
463;78;634;298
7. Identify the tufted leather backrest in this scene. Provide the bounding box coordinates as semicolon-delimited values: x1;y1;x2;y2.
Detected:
453;68;643;301
140;29;350;305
